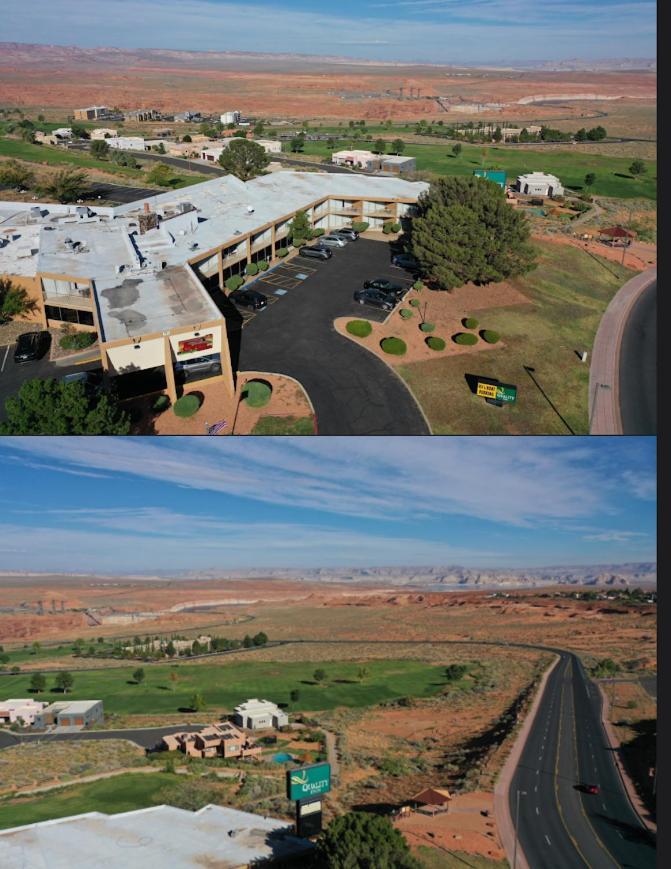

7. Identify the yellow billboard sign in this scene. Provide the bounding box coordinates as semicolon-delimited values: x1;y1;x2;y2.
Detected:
476;382;499;399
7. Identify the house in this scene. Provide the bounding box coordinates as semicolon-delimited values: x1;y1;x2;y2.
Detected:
106;136;146;151
331;150;381;171
500;125;542;140
221;111;241;125
0;699;45;726
515;172;564;197
74;106;110;120
234;699;289;730
34;700;103;729
161;722;262;759
124;109;162;122
90;128;118;140
380;155;416;176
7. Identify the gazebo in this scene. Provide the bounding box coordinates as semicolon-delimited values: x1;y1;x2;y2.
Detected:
598;226;637;247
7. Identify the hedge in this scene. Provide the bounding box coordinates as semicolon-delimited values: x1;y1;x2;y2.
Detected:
380;337;407;356
391;222;401;233
292;238;307;248
59;331;97;351
152;394;171;413
244;380;272;407
257;260;269;271
426;336;446;351
173;394;201;417
463;317;479;329
399;308;413;319
312;228;325;237
419;322;435;333
454;332;478;346
351;221;370;233
226;275;244;292
246;262;259;276
481;329;501;344
277;247;289;257
346;319;373;338
409;299;421;308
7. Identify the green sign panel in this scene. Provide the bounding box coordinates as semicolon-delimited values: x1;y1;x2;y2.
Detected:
286;763;332;801
476;381;517;404
496;384;517;403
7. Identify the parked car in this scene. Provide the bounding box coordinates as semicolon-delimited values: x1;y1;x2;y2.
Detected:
391;253;419;271
353;288;396;312
13;330;50;363
299;245;332;260
319;235;347;248
331;228;359;241
60;370;103;396
229;289;268;310
363;278;407;299
174;354;222;379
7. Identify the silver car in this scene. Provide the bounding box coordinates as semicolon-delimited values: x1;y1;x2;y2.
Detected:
319;235;347;248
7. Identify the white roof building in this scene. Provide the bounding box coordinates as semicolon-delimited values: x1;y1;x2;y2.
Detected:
331;149;380;169
107;136;146;151
234;698;289;730
90;128;118;140
515;172;564;196
0;698;45;725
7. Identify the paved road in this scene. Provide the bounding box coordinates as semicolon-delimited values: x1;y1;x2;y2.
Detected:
236;239;430;434
511;651;655;869
86;181;162;204
619;279;656;435
0;724;203;752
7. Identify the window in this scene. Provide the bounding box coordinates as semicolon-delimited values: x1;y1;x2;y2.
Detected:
44;305;94;326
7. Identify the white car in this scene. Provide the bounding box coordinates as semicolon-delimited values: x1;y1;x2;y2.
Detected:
319;235;347;248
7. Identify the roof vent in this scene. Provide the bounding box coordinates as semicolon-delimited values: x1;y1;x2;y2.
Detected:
247;206;255;213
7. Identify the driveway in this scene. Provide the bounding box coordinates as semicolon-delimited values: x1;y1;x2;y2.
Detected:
234;238;430;434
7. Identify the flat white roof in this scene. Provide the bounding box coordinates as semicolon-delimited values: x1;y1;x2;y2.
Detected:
235;698;282;713
0;804;313;868
41;700;102;714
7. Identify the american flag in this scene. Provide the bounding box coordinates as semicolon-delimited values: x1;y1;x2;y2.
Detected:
206;419;228;435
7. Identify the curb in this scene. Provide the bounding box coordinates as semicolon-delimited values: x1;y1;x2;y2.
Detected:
494;654;561;869
232;369;317;435
589;267;656;434
597;684;657;834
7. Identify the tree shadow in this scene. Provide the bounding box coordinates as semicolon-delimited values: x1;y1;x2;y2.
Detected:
523;365;575;434
614;172;634;179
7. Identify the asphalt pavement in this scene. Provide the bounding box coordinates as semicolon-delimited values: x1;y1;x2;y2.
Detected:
619;279;656;435
0;724;203;752
511;651;655;869
236;239;430;434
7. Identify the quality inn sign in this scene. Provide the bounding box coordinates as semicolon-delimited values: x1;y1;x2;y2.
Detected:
286;762;332;801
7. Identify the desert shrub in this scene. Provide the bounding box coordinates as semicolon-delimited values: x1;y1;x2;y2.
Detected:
152;394;170;413
59;331;96;351
351;221;369;233
276;247;289;258
409;299;421;307
380;337;407;356
399;308;413;319
454;332;478;345
481;329;500;344
419;322;435;332
463;317;479;329
244;380;272;407
412;280;423;290
225;275;244;292
246;262;259;277
391;222;401;233
426;336;446;351
173;394;201;417
346;319;372;338
257;260;269;271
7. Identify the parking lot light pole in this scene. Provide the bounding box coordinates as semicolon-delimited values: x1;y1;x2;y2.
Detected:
513;789;527;869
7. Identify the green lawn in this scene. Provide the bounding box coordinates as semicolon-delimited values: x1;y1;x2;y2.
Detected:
398;240;636;435
288;138;656;199
0;772;173;830
1;659;448;715
417;846;509;868
251;415;315;435
0;137;143;176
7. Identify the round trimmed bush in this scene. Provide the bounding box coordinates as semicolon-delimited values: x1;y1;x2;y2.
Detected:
312;228;325;237
426;336;446;351
409;299;421;308
351;221;370;233
152;394;170;413
244;380;272;408
419;322;435;333
382;222;393;235
462;317;479;329
277;247;288;258
413;280;423;291
481;329;500;344
454;332;478;346
399;308;413;319
257;260;269;271
173;394;201;417
346;319;372;338
380;337;407;356
391;222;401;233
246;262;259;277
225;275;244;292
292;237;306;248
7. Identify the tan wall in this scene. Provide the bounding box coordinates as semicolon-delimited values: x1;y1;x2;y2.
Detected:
1;274;45;325
106;336;165;374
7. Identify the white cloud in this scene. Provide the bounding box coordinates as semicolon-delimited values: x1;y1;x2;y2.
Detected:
583;530;647;543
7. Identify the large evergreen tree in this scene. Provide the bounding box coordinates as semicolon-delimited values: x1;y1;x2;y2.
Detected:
219;139;269;181
316;812;421;869
408;176;536;290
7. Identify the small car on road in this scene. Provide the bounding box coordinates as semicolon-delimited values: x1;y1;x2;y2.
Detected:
13;330;51;363
583;784;600;795
353;288;396;312
229;289;268;311
299;245;332;260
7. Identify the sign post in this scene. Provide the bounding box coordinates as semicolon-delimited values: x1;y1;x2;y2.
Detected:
286;762;331;838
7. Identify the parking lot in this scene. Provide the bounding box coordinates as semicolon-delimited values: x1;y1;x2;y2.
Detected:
235;238;429;435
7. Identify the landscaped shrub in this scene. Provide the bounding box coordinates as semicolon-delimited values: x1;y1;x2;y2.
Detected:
409;299;421;308
346;319;373;338
173;394;201;417
399;308;413;319
257;260;269;271
454;332;478;345
391;222;401;233
419;322;435;332
312;228;325;237
225;275;244;292
246;262;259;276
382;222;393;235
59;331;97;351
152;394;170;413
292;238;306;248
481;329;500;344
244;380;272;407
426;336;446;351
462;317;479;329
380;337;407;356
277;247;289;258
351;221;369;233
413;280;423;291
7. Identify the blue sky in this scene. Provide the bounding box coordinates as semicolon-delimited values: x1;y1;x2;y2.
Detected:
0;437;656;573
2;0;656;63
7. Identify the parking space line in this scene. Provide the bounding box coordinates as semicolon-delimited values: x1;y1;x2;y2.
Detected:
0;345;9;373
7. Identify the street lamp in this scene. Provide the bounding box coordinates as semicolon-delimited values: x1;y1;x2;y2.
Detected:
513;789;527;869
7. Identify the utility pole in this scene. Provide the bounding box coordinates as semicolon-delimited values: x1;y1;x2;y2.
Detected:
513;789;527;869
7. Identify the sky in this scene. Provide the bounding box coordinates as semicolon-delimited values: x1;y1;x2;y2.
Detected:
0;436;656;573
2;0;656;64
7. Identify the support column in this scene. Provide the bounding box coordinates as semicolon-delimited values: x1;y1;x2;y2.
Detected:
219;324;235;398
217;248;224;291
163;336;178;403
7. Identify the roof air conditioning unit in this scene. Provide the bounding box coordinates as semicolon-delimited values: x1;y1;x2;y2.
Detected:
247;206;254;213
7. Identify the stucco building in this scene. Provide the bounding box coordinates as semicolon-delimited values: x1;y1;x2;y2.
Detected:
161;722;262;759
234;699;289;730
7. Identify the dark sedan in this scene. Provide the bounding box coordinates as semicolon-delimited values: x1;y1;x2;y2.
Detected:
229;289;268;310
353;288;396;312
391;253;419;271
13;330;51;363
363;278;407;299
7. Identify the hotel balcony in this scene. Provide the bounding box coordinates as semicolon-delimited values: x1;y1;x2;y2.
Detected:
42;292;93;310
